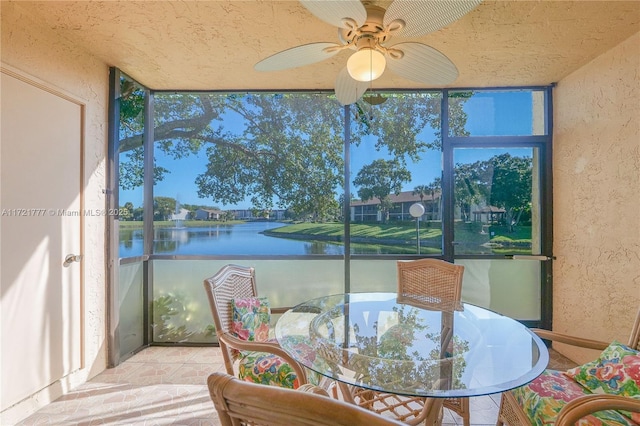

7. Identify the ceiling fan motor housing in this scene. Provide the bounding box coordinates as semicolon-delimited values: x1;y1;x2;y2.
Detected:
338;5;398;52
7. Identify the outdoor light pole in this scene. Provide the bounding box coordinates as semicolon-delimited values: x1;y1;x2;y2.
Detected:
409;203;425;255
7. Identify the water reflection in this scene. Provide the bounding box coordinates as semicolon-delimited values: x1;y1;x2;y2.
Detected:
119;221;347;257
119;221;439;257
119;228;140;250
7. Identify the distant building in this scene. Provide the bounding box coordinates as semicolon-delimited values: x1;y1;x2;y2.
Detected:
472;206;506;223
350;191;441;222
194;208;223;220
231;209;255;220
269;209;286;220
230;209;286;220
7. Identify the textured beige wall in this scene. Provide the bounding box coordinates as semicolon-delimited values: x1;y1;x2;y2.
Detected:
1;2;108;422
553;32;640;363
1;0;637;418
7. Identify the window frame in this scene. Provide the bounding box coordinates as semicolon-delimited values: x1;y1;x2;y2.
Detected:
107;70;554;361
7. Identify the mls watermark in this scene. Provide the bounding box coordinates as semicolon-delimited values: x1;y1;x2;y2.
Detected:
1;208;126;217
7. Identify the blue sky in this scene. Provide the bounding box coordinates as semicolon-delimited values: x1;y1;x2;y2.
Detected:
119;91;537;209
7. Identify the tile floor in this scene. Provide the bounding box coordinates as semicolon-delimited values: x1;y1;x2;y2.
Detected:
17;347;225;426
16;345;552;426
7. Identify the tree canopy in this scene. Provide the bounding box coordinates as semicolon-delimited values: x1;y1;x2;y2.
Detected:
117;81;534;232
353;159;411;222
454;153;532;228
117;81;471;221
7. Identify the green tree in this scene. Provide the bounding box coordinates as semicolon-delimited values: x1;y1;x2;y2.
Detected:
117;80;169;190
412;184;429;207
486;153;532;231
153;196;176;221
454;154;532;230
182;94;345;215
352;92;470;156
353;159;411;223
117;83;470;217
251;208;270;219
454;162;484;222
120;201;134;221
119;146;169;191
413;181;441;222
133;207;144;221
426;179;441;220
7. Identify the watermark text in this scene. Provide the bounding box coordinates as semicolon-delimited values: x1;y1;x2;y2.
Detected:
1;208;126;217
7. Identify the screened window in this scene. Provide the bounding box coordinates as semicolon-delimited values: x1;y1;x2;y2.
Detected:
117;76;146;258
452;147;541;256
448;89;547;137
108;75;553;354
350;93;444;255
115;89;550;259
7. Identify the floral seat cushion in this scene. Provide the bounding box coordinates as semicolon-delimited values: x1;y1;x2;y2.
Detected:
565;341;640;397
238;351;301;388
512;370;638;425
512;339;640;426
565;341;640;423
231;298;319;389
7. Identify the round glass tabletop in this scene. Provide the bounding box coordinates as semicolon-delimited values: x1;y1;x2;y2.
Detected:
275;292;549;398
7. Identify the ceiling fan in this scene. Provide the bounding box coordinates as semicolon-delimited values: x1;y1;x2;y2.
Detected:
255;0;482;105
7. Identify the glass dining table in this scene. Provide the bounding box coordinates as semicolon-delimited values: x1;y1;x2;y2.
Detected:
275;292;549;423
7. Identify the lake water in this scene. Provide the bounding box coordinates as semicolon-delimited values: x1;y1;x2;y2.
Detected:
119;221;346;257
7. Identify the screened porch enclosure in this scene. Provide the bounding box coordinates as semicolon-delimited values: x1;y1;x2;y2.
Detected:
109;70;552;365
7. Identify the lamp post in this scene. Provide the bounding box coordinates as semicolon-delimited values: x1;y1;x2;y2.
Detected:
409;203;425;254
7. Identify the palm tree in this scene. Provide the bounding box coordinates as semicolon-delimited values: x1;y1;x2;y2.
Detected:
426;180;441;221
412;185;429;207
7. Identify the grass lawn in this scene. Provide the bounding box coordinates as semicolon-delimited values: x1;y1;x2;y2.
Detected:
265;221;532;248
266;222;440;240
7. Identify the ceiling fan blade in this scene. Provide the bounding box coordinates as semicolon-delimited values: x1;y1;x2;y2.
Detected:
299;0;367;28
384;0;482;37
255;42;342;71
335;67;369;105
386;42;459;85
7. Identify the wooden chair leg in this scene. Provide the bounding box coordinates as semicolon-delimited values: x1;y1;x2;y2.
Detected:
461;397;470;426
443;397;470;426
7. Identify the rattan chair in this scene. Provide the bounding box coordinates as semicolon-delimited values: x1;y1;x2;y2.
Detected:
400;259;468;425
497;308;640;425
207;372;405;426
396;258;464;307
340;259;468;426
203;264;309;388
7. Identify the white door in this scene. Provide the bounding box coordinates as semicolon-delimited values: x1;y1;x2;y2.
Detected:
1;70;83;409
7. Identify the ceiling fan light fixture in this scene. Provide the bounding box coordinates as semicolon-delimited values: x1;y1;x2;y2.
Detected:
347;48;386;82
257;0;480;105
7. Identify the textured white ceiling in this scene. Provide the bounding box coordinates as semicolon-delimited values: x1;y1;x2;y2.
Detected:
8;1;640;91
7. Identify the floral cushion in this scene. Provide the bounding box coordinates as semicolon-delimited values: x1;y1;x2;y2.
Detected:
231;297;271;342
564;341;640;423
238;351;301;389
237;336;322;389
512;370;638;425
565;341;640;397
231;301;319;389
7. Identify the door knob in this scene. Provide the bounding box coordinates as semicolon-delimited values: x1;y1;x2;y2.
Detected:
64;254;83;267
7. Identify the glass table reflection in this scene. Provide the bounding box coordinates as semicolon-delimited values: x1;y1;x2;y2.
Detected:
275;292;548;399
